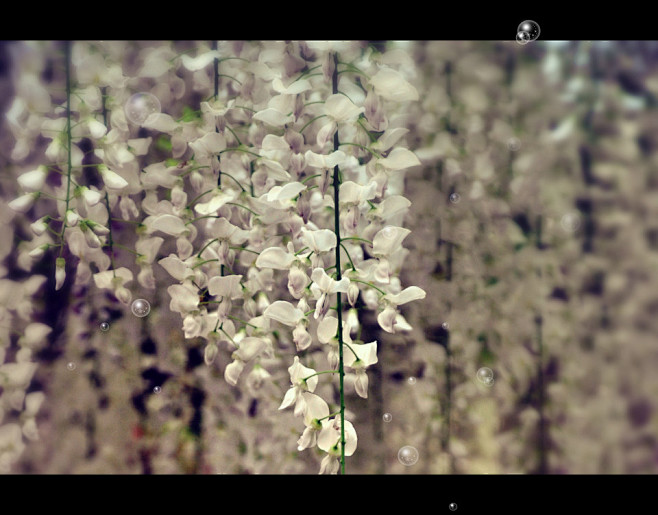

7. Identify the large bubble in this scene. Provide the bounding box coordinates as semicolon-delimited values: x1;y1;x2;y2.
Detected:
124;92;161;125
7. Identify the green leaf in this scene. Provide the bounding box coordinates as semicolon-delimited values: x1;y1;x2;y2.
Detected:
179;106;202;123
156;134;172;152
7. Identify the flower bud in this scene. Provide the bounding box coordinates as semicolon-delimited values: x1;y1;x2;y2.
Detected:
204;342;219;365
115;285;132;305
30;216;49;236
347;282;359;307
65;210;80;227
81;186;102;207
17;165;48;192
55;257;66;291
9;192;40;214
287;267;308;299
28;244;49;260
293;323;312;352
82;224;102;248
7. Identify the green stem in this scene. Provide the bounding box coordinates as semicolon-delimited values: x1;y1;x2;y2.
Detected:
299;114;327;134
226;202;259;216
339;242;357;271
339;142;382;159
104;193;116;277
332;51;347;476
230;246;259;255
350;278;387;296
197;238;219;258
226;314;258;329
186;189;215;209
192;258;219;269
105;242;142;257
59;41;73;259
220;171;246;192
317;411;342;423
301;173;322;184
342;236;373;245
302;370;339;382
219;147;262;159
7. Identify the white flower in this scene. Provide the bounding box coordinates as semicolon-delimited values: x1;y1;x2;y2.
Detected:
279;356;318;417
263;300;305;327
297;392;330;451
17;165;48;192
93;267;133;305
376;286;426;333
309;268;350;320
317;418;358;474
98;164;129;190
370;67;419;102
344;341;378;398
224;337;267;386
9;192;39;214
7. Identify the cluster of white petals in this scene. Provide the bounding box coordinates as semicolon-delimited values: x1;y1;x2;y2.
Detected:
4;40;425;474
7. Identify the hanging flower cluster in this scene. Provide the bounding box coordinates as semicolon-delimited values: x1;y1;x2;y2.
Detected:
6;40;425;474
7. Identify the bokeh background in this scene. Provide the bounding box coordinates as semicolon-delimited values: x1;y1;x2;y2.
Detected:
1;40;658;475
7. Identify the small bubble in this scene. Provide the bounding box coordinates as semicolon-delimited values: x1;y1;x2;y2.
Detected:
383;413;393;423
381;226;395;238
560;212;581;233
100;322;110;332
153;386;161;394
407;376;417;385
449;193;460;204
66;362;76;371
442;322;449;330
516;31;531;45
398;445;419;466
518;20;540;41
131;298;151;318
477;367;494;385
124;92;161;125
449;503;458;511
508;137;521;151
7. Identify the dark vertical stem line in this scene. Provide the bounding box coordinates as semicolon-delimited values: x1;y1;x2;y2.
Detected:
536;314;547;473
331;51;346;475
59;40;73;258
212;40;222;189
535;214;547;473
101;86;107;127
443;330;452;464
446;241;453;282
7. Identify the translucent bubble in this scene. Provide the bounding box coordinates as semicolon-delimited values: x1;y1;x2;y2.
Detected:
407;376;417;385
449;503;458;512
100;322;110;332
518;20;540;41
153;386;161;394
398;445;419;466
383;413;393;423
124;92;161;125
508;137;521;151
66;362;76;371
477;367;494;385
560;212;581;233
131;298;151;318
381;226;395;238
449;193;460;204
516;31;531;45
442;322;449;330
